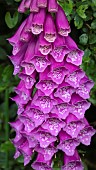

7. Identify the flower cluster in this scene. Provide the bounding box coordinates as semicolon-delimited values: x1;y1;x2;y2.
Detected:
8;0;95;169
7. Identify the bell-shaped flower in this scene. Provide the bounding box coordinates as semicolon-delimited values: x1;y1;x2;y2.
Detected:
48;59;68;85
51;98;70;119
35;144;58;161
30;0;39;12
18;140;33;166
57;131;80;156
11;94;30;106
19;70;36;89
26;107;49;127
48;0;58;13
65;69;85;88
65;36;84;66
7;19;27;46
42;117;65;136
44;13;56;42
32;9;46;35
76;79;94;99
19;114;35;133
51;35;69;62
36;69;58;96
54;81;75;103
32;90;57;114
24;13;33;32
14;80;32;98
78;119;95;145
37;0;47;8
17;104;25;115
56;5;71;36
32;153;52;170
64;114;85;138
20;24;32;42
61;150;84;170
38;33;52;55
31;51;51;72
70;94;91;119
9;119;24;132
21;40;36;75
12;41;24;55
18;0;26;13
33;129;57;148
9;43;28;75
24;0;31;10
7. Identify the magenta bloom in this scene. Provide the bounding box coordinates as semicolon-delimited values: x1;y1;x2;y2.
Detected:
9;0;95;169
56;6;71;36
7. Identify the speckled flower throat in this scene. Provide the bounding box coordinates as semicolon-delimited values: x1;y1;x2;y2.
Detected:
8;0;95;169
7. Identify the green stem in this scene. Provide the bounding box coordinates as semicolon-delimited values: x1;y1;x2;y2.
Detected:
5;89;9;169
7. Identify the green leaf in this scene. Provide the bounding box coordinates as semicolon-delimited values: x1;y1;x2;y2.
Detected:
91;19;96;29
79;34;88;45
60;0;73;16
5;11;19;29
76;5;88;19
2;65;13;83
15;0;21;2
0;47;7;60
89;34;96;44
0;141;15;153
74;15;83;29
92;0;96;6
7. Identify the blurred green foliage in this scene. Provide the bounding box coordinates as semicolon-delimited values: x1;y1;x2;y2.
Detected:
0;0;96;169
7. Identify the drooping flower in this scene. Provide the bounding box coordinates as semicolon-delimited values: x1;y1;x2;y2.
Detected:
9;0;95;169
56;5;71;36
61;150;84;170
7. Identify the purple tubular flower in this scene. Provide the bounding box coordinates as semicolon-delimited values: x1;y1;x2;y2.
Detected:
51;99;70;119
64;113;85;138
32;9;46;35
24;13;33;32
24;0;31;9
70;93;91;119
62;150;84;170
20;22;32;42
30;0;39;13
8;0;95;168
56;5;71;36
12;41;24;55
7;19;27;46
44;13;56;42
31;51;51;73
57;131;80;156
54;81;75;103
18;140;33;166
19;70;36;89
18;0;26;13
65;69;85;88
9;43;28;75
31;153;52;170
32;90;57;114
78;119;96;145
51;35;69;62
41;117;65;136
65;36;84;66
38;33;52;55
48;0;58;13
35;144;57;161
26;107;49;127
48;59;68;84
33;130;57;148
76;79;94;99
19;115;35;133
21;40;36;75
37;0;47;8
36;69;58;96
